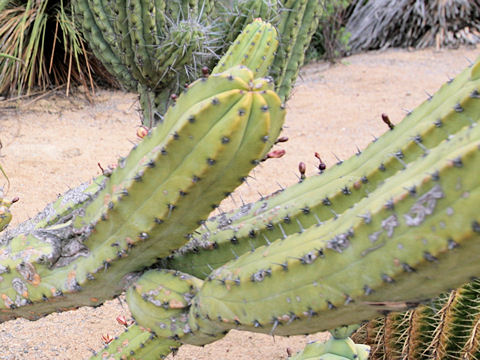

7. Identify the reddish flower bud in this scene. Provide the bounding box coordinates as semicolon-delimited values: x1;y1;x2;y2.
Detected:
136;126;149;139
267;149;286;159
275;136;289;144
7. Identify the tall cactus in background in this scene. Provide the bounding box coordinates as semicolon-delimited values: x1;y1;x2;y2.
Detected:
74;0;321;126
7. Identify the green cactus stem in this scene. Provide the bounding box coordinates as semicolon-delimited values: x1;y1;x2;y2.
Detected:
93;268;204;360
288;338;370;360
164;55;480;279
288;325;370;360
211;18;279;78
0;66;284;322
182;121;480;344
91;323;179;360
272;0;321;102
213;0;281;55
75;0;138;90
126;269;203;340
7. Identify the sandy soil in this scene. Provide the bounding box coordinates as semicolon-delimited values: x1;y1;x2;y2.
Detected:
0;46;478;359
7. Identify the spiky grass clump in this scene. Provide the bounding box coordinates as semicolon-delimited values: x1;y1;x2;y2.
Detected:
0;0;116;98
346;0;480;53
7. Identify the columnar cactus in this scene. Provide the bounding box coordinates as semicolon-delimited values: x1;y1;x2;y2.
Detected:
89;56;480;359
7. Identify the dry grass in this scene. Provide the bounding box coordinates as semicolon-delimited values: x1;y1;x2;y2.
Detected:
0;0;117;98
346;0;480;52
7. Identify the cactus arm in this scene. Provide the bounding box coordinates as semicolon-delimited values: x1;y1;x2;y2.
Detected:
288;338;370;360
212;19;279;78
110;0;146;85
91;269;204;360
126;269;203;338
183;122;480;342
126;0;159;86
91;323;179;360
270;0;308;100
214;0;281;56
165;56;480;278
75;0;137;90
0;68;282;322
275;0;321;101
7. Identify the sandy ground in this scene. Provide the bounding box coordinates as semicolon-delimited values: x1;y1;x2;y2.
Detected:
0;46;478;359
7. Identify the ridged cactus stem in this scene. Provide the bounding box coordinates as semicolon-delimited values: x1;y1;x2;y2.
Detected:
163;56;480;279
0;67;284;322
182;121;480;343
91;323;179;360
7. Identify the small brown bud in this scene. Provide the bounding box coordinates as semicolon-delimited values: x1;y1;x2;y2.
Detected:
298;162;306;180
267;149;286;159
382;113;395;130
202;66;210;77
275;136;289;144
315;152;326;171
